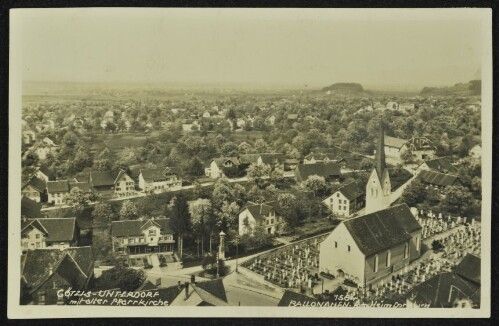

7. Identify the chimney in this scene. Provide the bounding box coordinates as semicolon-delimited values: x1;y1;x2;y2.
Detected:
191;275;196;284
155;278;161;287
184;282;190;299
177;281;182;289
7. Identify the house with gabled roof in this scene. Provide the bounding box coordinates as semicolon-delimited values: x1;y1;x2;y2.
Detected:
319;204;422;290
21;246;94;305
322;182;365;217
21;217;79;252
417;170;463;190
35;164;56;182
381;136;436;161
111;218;175;257
206;157;241;179
170;278;229;306
406;254;480;308
89;169;135;198
22;176;46;203
138;167;182;193
238;201;284;236
417;157;458;174
295;162;341;183
46;180;70;205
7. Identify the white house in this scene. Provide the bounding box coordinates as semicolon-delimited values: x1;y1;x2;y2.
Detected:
47;180;70;205
21;217;79;252
319;204;422;290
138;167;182;193
322;182;365;217
206;157;240;179
238;202;283;236
111;218;175;256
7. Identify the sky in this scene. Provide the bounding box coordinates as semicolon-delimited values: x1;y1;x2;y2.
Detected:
14;8;486;90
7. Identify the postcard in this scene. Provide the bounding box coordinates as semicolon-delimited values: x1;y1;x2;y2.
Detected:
8;7;491;318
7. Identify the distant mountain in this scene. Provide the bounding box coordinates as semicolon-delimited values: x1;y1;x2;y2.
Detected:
322;83;364;94
420;80;481;96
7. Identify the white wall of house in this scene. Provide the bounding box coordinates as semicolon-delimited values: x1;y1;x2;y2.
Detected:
319;223;366;284
238;209;257;235
22;185;41;202
209;161;224;179
384;145;403;158
48;191;68;205
115;174;135;198
21;228;46;251
322;191;350;217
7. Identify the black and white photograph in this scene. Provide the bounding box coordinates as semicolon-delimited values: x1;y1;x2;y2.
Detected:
8;8;491;318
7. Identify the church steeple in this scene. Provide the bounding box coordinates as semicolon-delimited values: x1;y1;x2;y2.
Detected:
365;115;391;214
375;116;386;178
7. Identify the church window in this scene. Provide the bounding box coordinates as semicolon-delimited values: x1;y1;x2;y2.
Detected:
404;243;409;258
334;241;338;248
386;250;391;267
374;255;378;273
416;236;421;251
347;245;351;252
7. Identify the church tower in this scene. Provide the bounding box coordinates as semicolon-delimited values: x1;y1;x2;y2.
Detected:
365;116;391;214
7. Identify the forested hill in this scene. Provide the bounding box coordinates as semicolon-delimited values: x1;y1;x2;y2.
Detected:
322;83;365;94
420;80;481;96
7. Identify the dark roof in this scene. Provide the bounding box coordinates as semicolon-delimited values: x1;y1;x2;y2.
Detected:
422;157;458;174
454;254;481;285
213;157;240;167
22;247;93;290
244;202;282;223
278;290;318;306
111;218;173;237
239;154;260;165
408;272;480;308
46;180;69;193
343;204;421;256
37;164;56;180
105;137;147;150
23;176;46;193
21;196;45;219
194;279;228;303
90;171;116;186
140;167;178;180
333;182;365;201
23;218;77;242
296;162;341;180
418;170;461;187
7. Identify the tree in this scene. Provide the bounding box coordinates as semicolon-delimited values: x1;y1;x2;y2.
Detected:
431;240;445;252
119;200;139;220
400;148;415;164
246;163;271;189
254;139;269;153
216;201;240;231
212;178;235;209
189;199;213;256
92;203;115;229
168;195;191;259
92;232;113;262
359;158;374;171
65;187;90;215
187;157;205;177
400;180;427;207
93;158;112;171
201;254;227;277
95;265;145;291
441;185;476;216
303;175;327;197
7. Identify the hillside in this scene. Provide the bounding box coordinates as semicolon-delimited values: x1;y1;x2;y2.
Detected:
420;80;481;96
322;83;364;94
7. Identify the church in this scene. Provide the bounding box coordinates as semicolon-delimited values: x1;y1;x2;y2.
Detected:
319;117;422;290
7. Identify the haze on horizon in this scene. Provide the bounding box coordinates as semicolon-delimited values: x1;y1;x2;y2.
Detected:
16;8;483;91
